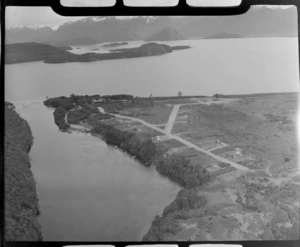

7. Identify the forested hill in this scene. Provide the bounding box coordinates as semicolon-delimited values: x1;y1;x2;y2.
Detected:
5;42;77;64
4;102;42;241
5;42;191;64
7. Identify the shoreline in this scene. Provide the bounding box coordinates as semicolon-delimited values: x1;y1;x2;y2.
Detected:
65;123;182;241
42;93;299;240
65;120;209;241
5;102;43;241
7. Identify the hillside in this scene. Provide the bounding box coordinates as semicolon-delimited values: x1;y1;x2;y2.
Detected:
5;102;42;241
145;26;187;41
6;26;54;44
5;42;78;64
5;7;297;45
5;42;191;64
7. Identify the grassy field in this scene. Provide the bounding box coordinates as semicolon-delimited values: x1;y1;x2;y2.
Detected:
120;102;173;124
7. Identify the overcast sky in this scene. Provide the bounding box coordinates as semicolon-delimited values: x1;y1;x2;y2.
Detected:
5;0;286;28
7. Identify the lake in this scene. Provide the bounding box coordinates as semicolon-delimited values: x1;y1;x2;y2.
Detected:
5;38;299;102
5;37;299;241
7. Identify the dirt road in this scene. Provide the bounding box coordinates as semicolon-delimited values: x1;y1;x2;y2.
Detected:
164;105;180;134
65;110;86;130
99;107;249;171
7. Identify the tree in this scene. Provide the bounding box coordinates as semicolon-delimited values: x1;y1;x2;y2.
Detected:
163;201;179;217
185;174;200;188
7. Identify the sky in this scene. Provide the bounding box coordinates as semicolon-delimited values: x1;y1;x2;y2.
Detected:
5;0;287;29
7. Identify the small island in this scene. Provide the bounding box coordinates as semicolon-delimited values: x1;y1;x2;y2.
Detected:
102;42;128;47
5;42;191;64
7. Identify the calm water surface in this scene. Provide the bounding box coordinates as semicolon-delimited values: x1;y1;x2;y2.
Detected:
6;38;299;240
14;102;180;241
6;38;299;102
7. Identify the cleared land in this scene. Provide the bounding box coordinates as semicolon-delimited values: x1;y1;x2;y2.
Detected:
142;93;299;241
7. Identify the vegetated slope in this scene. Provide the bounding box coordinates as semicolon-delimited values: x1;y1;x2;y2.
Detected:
145;26;187;41
6;26;54;44
5;42;77;64
45;16;169;45
5;42;191;64
4;102;42;241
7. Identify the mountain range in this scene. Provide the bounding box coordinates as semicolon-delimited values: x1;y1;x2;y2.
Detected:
6;6;297;45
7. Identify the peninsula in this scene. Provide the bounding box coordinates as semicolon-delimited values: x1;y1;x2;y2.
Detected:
5;42;191;64
44;92;299;241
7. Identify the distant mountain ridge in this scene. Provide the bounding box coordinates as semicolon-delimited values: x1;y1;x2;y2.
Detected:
6;7;297;45
6;26;54;44
145;27;187;41
204;33;243;39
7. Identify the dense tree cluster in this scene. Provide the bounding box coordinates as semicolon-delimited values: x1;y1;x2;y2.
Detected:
5;103;42;240
142;215;182;241
44;94;102;109
53;107;70;131
102;94;134;101
91;121;156;165
162;189;207;217
44;94;102;131
143;190;207;241
44;96;73;109
44;94;154;130
156;155;210;188
67;106;100;124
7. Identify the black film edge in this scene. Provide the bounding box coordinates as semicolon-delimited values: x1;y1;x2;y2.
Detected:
3;0;299;16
